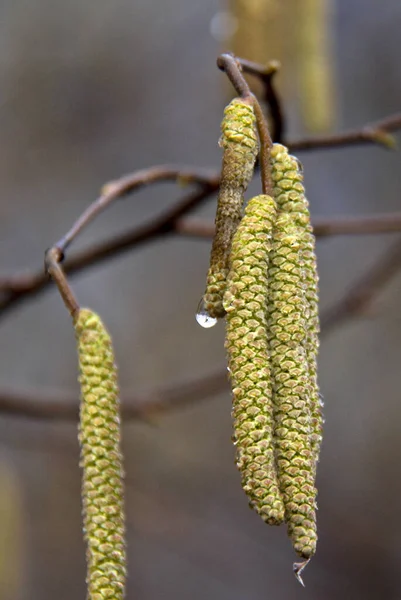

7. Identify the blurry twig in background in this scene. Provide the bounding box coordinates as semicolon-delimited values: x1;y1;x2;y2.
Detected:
320;237;401;333
0;370;229;421
176;211;401;239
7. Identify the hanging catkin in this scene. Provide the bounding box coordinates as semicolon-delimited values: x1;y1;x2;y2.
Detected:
266;211;317;560
224;194;285;525
270;143;322;467
74;308;126;600
204;98;258;319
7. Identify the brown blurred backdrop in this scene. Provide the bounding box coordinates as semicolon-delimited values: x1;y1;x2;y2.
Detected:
1;0;401;598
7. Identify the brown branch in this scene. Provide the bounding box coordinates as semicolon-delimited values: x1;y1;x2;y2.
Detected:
288;113;401;152
0;370;229;421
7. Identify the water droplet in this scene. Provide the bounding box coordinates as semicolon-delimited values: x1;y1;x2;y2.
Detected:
293;558;310;587
319;392;324;407
195;298;217;329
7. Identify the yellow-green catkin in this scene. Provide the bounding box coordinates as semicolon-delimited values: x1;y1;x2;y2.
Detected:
270;143;322;467
74;308;126;600
223;195;285;525
204;98;258;319
267;211;317;559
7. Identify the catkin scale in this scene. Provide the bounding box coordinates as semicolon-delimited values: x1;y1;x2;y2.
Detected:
224;195;285;525
204;98;258;319
266;212;317;559
75;308;126;600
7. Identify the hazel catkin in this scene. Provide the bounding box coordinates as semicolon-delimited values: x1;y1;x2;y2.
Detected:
204;98;259;319
74;308;126;600
266;212;317;559
224;194;285;525
270;143;322;468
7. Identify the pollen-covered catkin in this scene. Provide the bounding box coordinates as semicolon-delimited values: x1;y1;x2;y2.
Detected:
204;98;258;319
74;308;126;600
270;143;322;466
267;212;317;559
224;195;285;525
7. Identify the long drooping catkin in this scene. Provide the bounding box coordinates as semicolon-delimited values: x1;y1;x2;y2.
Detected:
74;308;126;600
266;212;317;559
204;98;258;319
270;143;322;466
224;195;285;525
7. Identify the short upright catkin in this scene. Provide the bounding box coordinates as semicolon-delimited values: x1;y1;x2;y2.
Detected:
204;98;258;319
224;195;285;525
74;308;126;600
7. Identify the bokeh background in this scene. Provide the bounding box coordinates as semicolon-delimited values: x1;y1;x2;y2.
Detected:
1;0;401;598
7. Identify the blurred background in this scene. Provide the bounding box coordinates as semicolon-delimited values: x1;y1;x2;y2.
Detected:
0;0;401;598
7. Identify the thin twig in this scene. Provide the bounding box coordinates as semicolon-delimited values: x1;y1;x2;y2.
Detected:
320;237;401;333
55;165;218;254
175;212;401;239
289;113;401;152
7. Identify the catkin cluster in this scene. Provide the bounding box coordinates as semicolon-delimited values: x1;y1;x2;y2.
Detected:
75;308;126;600
220;143;322;566
204;98;258;319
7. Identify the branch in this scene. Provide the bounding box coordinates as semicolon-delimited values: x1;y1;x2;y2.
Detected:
54;165;218;255
0;370;229;421
288;113;401;152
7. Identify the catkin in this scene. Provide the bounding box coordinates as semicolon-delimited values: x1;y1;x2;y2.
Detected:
267;211;317;559
74;308;126;600
270;143;322;467
204;98;258;319
224;194;285;525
